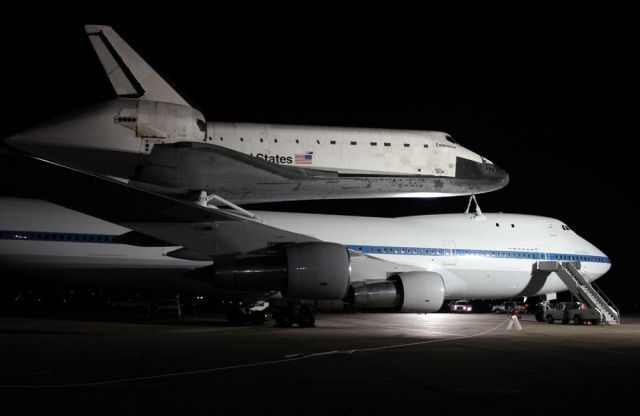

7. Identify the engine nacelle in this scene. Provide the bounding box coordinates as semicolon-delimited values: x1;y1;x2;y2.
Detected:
283;242;351;299
189;242;351;300
348;271;445;313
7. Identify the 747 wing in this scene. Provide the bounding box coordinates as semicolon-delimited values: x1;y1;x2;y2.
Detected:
0;150;350;299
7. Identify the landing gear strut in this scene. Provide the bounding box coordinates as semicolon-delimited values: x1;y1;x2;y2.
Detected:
224;300;271;326
223;299;317;328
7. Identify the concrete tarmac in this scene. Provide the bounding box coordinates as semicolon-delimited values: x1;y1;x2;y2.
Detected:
1;312;639;415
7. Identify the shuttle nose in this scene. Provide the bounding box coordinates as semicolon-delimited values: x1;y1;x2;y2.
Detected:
455;157;510;192
493;164;510;188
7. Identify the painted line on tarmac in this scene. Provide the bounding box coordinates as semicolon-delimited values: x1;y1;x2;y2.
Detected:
0;317;512;389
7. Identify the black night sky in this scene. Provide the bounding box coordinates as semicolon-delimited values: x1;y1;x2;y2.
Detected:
1;5;636;303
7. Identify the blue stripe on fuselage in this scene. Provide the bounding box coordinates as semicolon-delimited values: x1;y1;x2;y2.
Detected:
347;245;611;264
0;230;117;244
0;230;611;264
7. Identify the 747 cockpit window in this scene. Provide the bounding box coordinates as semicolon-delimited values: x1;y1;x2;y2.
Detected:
445;134;458;144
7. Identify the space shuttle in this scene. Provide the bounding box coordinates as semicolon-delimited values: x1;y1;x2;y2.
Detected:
5;25;509;204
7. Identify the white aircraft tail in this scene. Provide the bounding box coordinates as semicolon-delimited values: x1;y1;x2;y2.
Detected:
84;25;190;107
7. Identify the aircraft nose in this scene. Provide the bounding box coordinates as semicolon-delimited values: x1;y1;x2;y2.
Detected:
595;246;612;274
492;164;510;188
455;158;510;191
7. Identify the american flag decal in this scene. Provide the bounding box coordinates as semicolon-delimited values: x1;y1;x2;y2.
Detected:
295;151;313;164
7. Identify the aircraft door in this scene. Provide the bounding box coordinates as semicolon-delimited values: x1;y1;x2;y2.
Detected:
443;240;456;265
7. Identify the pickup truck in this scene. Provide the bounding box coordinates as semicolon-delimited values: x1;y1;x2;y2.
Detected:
544;301;601;325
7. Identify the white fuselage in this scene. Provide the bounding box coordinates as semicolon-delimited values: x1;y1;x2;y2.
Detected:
5;100;495;179
0;197;211;271
0;197;610;299
254;211;610;299
206;122;480;177
4;100;509;203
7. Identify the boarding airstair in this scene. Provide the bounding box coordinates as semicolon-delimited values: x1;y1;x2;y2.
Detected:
537;261;620;325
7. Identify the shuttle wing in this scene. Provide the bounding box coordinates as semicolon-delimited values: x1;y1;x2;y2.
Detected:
135;142;338;195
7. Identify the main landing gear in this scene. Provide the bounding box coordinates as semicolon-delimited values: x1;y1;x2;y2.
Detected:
223;300;317;328
224;300;271;326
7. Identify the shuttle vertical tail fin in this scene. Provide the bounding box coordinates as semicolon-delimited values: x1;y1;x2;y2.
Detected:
84;25;190;107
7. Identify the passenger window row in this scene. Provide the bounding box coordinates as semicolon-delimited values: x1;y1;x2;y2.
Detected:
348;245;605;263
209;137;428;148
0;231;114;243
